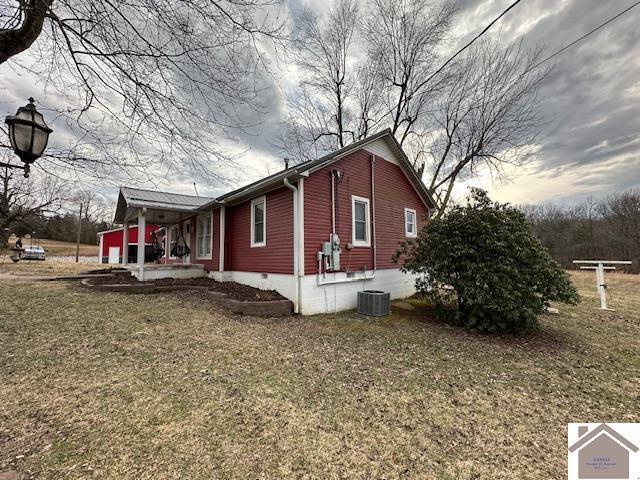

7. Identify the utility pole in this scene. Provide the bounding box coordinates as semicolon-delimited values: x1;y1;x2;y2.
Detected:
75;202;83;263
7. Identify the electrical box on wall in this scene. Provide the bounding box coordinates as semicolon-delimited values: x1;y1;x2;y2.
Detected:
320;234;342;272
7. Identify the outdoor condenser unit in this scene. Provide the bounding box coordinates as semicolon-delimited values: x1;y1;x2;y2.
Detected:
357;290;391;316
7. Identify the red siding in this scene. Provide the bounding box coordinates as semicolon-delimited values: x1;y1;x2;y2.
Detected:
303;149;428;274
99;225;157;257
226;186;294;274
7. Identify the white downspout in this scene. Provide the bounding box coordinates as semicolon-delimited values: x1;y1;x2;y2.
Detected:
219;205;226;275
283;178;300;313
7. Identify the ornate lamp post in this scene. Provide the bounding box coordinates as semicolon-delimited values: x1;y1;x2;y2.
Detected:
3;97;52;177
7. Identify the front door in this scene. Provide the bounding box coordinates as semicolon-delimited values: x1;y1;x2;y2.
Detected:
183;223;191;264
108;246;120;264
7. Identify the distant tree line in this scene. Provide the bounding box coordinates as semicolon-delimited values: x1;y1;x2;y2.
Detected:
13;213;109;246
521;189;640;273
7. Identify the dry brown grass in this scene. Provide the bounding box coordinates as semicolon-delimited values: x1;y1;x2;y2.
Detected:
0;271;638;479
5;236;97;257
0;260;99;277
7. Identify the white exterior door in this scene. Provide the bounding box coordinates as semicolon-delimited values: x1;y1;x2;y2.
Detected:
108;246;120;264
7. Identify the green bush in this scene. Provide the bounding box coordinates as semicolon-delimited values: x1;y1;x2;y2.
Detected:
396;189;580;333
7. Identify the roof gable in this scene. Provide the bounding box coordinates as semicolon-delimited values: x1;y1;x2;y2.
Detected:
210;129;436;209
569;424;639;453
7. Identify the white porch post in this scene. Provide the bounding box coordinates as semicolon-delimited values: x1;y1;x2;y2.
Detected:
137;208;146;279
98;234;104;264
122;223;129;265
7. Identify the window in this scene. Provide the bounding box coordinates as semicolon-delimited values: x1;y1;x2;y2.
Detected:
405;208;417;238
196;214;213;259
168;226;178;258
352;195;371;247
251;196;266;247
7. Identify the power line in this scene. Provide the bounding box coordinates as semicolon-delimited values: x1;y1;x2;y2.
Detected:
531;0;640;70
412;0;524;96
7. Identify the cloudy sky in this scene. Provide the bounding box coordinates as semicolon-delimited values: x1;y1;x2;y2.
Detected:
0;0;639;209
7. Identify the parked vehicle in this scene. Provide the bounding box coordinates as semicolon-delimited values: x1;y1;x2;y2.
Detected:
22;245;46;261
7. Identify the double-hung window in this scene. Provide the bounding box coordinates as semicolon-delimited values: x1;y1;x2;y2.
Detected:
352;195;371;247
251;196;266;247
405;208;417;238
196;214;213;259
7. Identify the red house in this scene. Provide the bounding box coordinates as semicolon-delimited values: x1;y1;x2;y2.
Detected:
113;130;436;314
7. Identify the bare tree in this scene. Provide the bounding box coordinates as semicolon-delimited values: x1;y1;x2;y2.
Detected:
275;0;358;161
0;165;67;248
425;41;549;215
0;0;286;184
362;0;454;147
279;1;548;215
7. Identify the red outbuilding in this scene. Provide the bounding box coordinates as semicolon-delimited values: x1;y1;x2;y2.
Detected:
97;225;158;264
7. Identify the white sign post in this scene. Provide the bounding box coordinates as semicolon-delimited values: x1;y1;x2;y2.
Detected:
573;260;632;311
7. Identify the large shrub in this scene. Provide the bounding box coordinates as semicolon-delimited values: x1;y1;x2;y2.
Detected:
397;189;580;333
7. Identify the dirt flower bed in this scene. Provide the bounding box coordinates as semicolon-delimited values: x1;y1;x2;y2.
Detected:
83;275;285;302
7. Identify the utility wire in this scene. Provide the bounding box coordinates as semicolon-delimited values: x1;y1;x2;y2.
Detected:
412;0;524;97
530;0;640;70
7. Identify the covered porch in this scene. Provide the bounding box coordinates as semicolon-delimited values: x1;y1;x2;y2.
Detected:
113;187;214;281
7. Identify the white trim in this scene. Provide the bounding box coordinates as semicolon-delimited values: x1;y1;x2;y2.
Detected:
298;177;305;276
219;207;225;272
404;208;417;238
250;195;267;248
195;212;213;260
351;195;371;247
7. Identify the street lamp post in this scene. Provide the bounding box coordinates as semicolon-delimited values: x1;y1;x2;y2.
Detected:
3;97;52;178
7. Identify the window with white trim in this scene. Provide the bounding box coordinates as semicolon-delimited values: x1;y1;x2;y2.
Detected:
405;208;417;237
196;213;213;259
352;195;371;247
251;196;266;247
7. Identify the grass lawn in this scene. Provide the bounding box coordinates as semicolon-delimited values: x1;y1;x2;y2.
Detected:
3;236;97;258
0;271;638;479
0;260;100;277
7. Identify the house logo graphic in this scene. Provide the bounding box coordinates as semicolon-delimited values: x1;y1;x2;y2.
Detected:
568;423;640;479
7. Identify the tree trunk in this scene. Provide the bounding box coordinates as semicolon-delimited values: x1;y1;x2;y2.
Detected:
0;0;52;65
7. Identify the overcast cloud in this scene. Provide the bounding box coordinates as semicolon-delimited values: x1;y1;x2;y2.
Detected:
0;0;638;209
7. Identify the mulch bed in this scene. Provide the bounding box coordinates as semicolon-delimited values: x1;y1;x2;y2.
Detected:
82;275;285;302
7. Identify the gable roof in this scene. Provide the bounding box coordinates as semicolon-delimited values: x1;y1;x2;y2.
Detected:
113;186;213;223
206;129;437;209
569;424;639;453
114;130;437;223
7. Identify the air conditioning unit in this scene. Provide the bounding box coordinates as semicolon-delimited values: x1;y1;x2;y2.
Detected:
357;290;391;316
